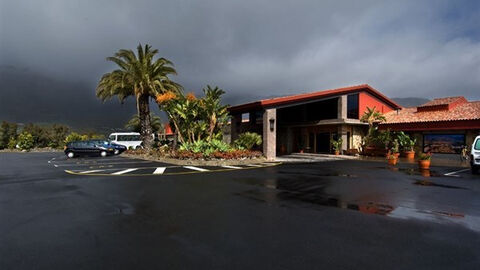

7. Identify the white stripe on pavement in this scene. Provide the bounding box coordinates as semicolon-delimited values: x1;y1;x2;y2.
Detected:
221;165;242;169
112;168;138;175
79;169;105;174
444;168;470;177
153;167;166;174
183;166;209;172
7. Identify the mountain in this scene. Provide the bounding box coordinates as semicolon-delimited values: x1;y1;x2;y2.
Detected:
392;97;430;108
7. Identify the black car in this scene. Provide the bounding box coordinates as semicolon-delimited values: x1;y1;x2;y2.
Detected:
89;140;127;155
64;140;115;158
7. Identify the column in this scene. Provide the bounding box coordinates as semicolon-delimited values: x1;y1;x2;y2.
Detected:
263;108;277;161
338;95;347;120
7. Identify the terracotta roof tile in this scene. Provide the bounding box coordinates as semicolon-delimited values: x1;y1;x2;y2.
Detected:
384;100;480;124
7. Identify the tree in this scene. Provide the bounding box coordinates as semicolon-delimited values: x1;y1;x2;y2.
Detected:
0;121;17;149
360;106;386;136
96;44;182;149
125;113;163;133
201;86;229;141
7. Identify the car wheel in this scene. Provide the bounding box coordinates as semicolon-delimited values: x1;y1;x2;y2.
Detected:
66;151;75;158
114;149;120;155
135;146;143;150
100;151;107;157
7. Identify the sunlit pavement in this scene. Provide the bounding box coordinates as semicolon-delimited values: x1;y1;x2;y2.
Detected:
1;152;480;269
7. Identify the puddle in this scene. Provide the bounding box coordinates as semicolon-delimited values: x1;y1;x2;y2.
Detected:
383;167;441;177
414;180;467;190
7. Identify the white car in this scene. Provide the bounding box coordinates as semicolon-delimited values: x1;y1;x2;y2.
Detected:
471;135;480;174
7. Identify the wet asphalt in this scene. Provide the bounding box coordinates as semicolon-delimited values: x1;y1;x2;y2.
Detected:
1;152;480;270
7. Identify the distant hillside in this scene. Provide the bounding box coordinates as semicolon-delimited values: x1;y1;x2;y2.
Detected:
392;97;430;108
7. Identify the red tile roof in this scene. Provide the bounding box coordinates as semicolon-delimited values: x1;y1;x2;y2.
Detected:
384;99;480;124
228;84;401;113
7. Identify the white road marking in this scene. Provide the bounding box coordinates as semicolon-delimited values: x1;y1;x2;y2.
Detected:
221;165;242;169
79;169;105;174
54;164;58;167
153;167;166;174
183;166;209;172
112;168;138;175
444;168;470;177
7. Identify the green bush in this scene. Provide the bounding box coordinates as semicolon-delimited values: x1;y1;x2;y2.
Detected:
180;139;232;156
234;132;262;150
17;132;34;150
7;137;17;149
0;121;18;149
64;132;85;144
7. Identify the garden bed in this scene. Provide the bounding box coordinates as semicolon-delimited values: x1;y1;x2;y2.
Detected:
123;149;267;166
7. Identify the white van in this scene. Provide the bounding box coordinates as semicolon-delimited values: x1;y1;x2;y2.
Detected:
471;135;480;174
108;132;144;149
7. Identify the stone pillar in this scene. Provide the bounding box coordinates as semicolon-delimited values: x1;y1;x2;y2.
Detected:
338;95;347;120
338;125;349;152
263;108;277;160
230;114;242;142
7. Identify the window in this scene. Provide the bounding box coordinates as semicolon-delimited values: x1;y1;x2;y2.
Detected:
109;135;116;140
117;135;141;142
475;139;480;150
423;134;465;154
347;94;359;119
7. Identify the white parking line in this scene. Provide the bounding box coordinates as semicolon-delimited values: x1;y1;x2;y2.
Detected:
112;168;138;175
444;168;470;177
246;164;262;167
79;169;105;174
221;165;242;169
183;166;209;172
153;167;166;174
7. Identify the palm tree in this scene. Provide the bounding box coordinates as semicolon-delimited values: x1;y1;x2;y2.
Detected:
125;113;163;133
96;44;181;148
360;106;386;135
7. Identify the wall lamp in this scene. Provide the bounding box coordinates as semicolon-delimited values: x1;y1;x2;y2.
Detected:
269;118;275;131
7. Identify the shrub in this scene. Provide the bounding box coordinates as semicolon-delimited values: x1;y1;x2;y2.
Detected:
17;132;34;150
64;132;90;144
180;139;232;156
234;132;262;150
330;138;343;152
418;152;432;160
7;137;17;149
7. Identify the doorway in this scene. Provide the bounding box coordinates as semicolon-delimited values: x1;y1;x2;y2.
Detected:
316;133;330;153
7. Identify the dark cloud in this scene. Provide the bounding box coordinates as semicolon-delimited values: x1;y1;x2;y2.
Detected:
1;0;479;128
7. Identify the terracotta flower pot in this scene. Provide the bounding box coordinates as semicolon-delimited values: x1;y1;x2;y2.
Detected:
393;152;400;158
405;151;415;159
388;158;398;165
299;149;304;153
334;151;340;156
418;160;431;170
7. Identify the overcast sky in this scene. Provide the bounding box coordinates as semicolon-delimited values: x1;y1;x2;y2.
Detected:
1;0;479;128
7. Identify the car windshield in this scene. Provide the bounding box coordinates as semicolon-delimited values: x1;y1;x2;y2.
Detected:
475;139;480;150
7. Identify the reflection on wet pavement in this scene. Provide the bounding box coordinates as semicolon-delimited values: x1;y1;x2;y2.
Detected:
235;172;480;232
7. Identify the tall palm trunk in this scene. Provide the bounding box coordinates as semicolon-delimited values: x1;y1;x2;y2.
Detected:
137;94;153;149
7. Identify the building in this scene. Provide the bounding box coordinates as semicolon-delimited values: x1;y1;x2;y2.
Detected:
380;96;480;154
228;84;402;160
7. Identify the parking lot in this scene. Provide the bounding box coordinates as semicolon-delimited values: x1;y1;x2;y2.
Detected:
1;152;480;269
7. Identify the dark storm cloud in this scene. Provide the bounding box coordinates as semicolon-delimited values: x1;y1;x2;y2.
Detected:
1;0;480;127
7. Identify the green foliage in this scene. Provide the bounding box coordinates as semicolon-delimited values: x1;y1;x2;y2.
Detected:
331;138;343;152
158;85;229;145
7;137;17;149
180;139;232;156
0;121;18;149
96;44;182;148
418;152;432;160
22;123;70;148
234;132;262;150
65;132;86;144
17;132;34;150
391;139;400;153
125;113;163;133
396;131;416;152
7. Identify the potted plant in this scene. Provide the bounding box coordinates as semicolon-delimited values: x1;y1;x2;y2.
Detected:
397;132;416;159
387;154;398;165
331;138;343;155
391;139;400;158
418;152;432;169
